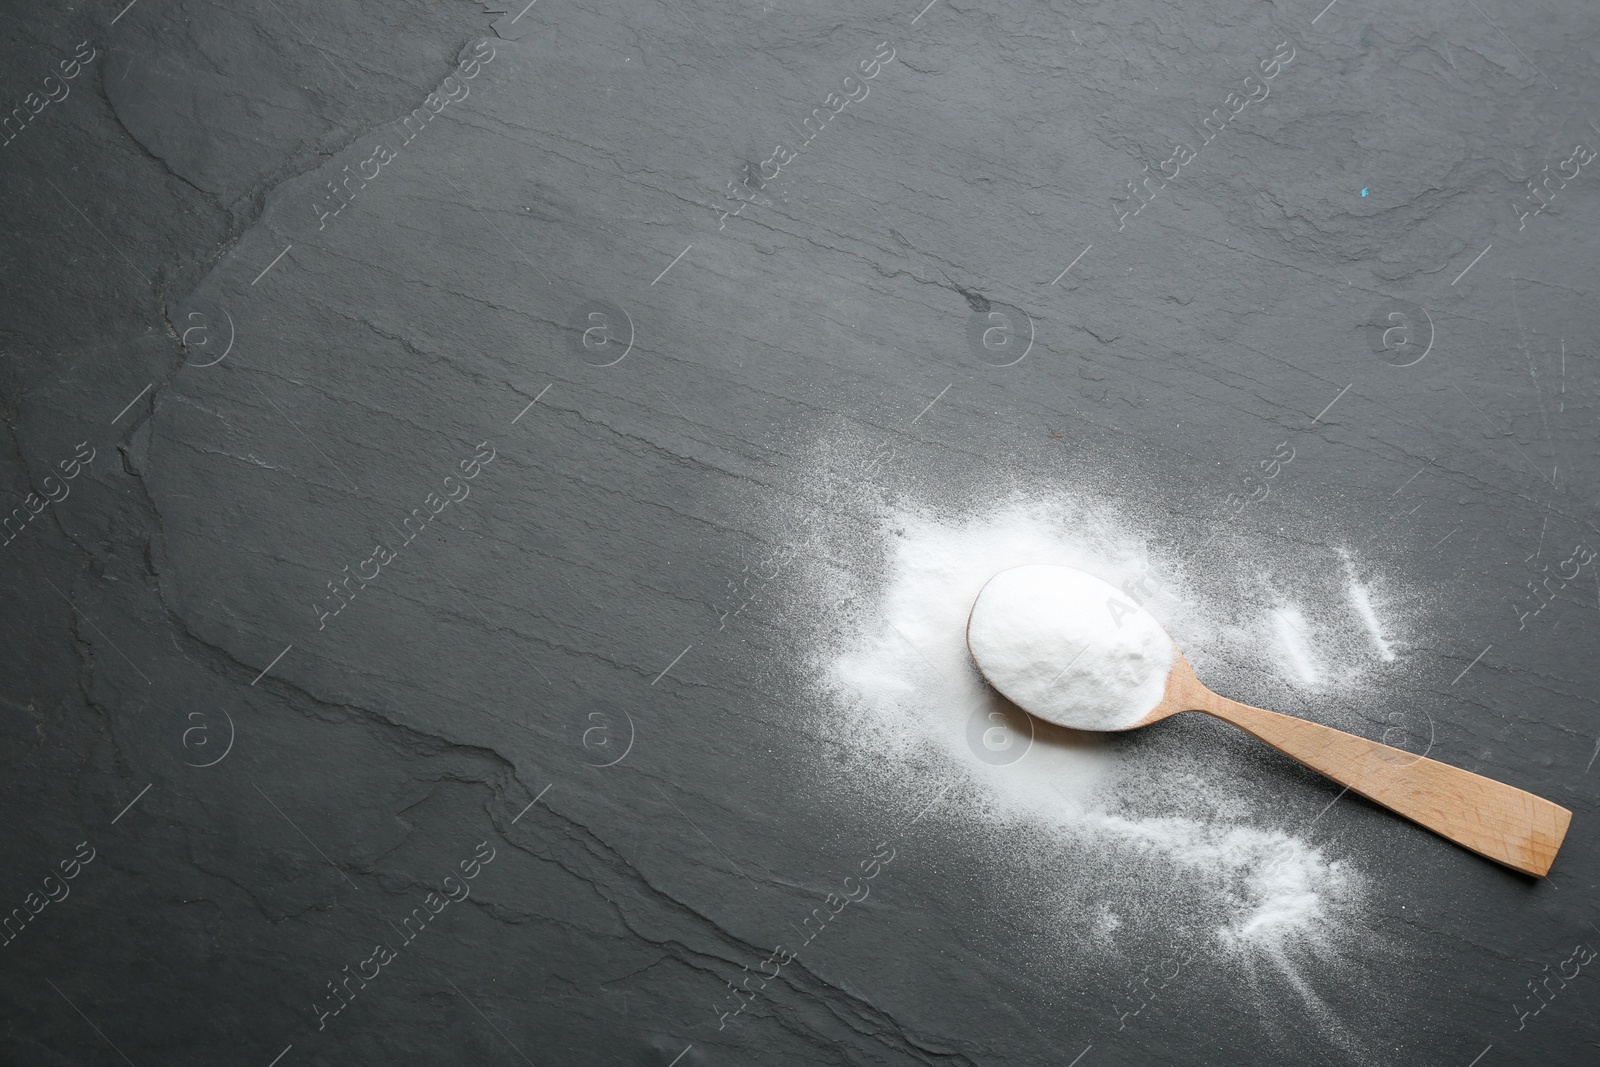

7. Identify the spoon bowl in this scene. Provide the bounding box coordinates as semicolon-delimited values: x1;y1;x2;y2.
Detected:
968;564;1571;877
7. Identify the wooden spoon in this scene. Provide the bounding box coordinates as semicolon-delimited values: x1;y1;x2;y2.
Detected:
967;564;1571;877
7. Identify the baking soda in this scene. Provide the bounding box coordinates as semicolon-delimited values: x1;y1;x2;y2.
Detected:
1341;550;1397;663
967;564;1173;731
792;485;1408;970
1272;606;1322;686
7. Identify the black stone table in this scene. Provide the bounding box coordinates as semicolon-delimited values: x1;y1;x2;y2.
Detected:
2;1;1598;1064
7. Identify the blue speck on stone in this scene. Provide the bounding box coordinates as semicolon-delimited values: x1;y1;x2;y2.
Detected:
1361;188;1369;197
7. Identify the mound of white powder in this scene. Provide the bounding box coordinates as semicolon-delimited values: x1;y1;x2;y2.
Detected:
966;564;1174;731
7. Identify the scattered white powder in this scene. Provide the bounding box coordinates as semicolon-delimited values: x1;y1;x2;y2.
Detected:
1090;901;1123;948
781;479;1416;979
1094;815;1340;948
1271;606;1321;686
826;501;1126;814
966;564;1173;731
1341;552;1397;663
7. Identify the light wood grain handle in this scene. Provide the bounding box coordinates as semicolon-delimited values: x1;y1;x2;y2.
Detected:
1196;696;1571;877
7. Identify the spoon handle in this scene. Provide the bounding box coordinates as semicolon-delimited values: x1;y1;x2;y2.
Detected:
1195;694;1571;877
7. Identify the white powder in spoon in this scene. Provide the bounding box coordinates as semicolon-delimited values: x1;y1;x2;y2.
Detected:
966;564;1174;731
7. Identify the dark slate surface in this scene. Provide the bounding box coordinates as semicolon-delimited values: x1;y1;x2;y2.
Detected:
3;0;1599;1064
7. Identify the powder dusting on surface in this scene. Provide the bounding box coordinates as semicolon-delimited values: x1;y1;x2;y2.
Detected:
780;474;1418;987
1272;606;1322;686
1341;550;1397;663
